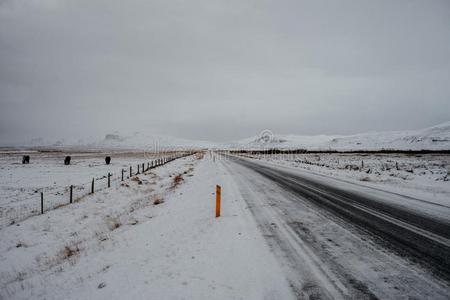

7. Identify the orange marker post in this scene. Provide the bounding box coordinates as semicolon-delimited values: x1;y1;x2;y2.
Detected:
216;185;221;218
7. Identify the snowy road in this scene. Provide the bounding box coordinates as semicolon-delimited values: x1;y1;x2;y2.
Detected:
220;155;450;299
2;153;450;299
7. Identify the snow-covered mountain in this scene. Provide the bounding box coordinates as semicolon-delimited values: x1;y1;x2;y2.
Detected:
94;132;214;150
14;132;214;151
228;122;450;151
6;122;450;151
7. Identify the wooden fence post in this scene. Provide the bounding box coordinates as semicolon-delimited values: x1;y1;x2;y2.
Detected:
70;185;73;204
137;164;140;174
142;163;145;173
108;173;111;188
130;166;132;177
121;169;124;181
91;178;94;194
215;185;221;218
40;192;44;214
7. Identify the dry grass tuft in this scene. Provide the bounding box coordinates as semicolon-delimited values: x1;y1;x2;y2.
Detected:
131;176;143;185
359;176;371;182
54;203;69;209
172;174;184;188
60;243;80;259
153;197;164;205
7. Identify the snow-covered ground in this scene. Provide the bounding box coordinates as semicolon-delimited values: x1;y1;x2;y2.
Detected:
237;152;450;206
228;121;450;151
1;151;450;299
0;151;180;227
4;121;450;152
0;154;295;299
218;156;450;299
1;121;450;299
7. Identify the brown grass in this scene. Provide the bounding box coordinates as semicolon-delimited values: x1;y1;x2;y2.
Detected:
172;174;184;188
131;176;143;184
360;176;371;182
54;202;69;209
60;243;80;259
153;197;164;205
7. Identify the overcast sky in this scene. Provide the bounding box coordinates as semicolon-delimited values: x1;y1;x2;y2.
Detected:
1;0;449;144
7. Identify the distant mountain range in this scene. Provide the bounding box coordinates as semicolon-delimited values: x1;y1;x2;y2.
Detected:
18;132;213;151
5;122;450;151
227;122;450;151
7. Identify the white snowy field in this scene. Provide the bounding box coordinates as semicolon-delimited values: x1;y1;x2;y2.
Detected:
237;152;450;206
228;121;450;151
0;151;179;227
6;122;450;152
1;151;450;299
0;153;295;300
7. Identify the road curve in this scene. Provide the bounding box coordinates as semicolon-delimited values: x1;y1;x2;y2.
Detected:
226;155;450;282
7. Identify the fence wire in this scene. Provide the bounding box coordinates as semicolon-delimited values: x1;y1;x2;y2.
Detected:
0;153;194;228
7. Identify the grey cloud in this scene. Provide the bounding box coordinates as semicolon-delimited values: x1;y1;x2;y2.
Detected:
1;0;449;144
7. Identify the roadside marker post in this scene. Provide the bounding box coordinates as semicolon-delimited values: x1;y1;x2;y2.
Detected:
40;192;44;214
216;185;221;218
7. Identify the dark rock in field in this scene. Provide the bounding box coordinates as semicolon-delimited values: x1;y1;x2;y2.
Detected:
98;282;106;289
105;156;111;165
64;156;71;165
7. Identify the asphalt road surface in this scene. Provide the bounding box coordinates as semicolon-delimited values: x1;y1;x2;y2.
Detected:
221;155;450;300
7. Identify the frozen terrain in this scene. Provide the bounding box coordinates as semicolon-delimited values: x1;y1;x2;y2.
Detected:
228;122;450;151
0;154;295;300
4;122;450;152
1;122;450;299
1;152;449;299
237;152;450;207
0;151;184;227
2;132;214;151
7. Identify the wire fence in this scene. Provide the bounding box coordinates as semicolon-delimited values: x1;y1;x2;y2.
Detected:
0;152;195;228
